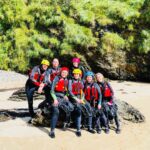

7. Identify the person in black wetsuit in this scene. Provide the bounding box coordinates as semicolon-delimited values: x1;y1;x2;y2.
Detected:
84;72;109;134
68;69;85;137
96;73;121;134
44;58;61;87
38;58;61;108
69;57;87;79
49;67;74;138
25;59;50;118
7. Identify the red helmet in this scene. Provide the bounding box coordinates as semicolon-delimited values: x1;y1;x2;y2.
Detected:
61;67;69;72
72;57;80;63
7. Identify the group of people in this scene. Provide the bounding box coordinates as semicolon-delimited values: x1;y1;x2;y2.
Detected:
25;58;121;138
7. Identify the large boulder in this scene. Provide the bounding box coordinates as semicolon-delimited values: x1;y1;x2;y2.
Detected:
31;99;145;127
116;99;145;123
4;88;145;126
0;70;27;90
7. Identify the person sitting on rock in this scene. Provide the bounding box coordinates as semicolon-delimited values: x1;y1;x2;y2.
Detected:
38;58;61;108
95;73;121;134
45;58;61;86
84;72;109;134
68;69;85;137
49;67;74;138
25;59;50;118
69;57;87;79
82;71;104;134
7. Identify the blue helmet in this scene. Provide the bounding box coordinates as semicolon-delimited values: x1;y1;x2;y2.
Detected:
85;71;94;77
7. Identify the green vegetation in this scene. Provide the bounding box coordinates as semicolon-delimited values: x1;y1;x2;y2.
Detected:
0;0;149;74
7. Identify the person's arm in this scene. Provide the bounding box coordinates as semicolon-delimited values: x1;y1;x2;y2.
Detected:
95;83;102;106
30;66;41;86
44;69;52;86
50;76;59;100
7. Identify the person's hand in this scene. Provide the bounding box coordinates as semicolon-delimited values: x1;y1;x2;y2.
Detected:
64;96;69;101
76;99;82;104
38;87;43;94
39;83;45;88
80;99;85;104
98;104;101;110
53;99;59;106
107;102;112;106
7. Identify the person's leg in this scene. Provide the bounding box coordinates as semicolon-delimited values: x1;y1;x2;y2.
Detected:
60;100;74;130
74;105;82;137
49;106;59;138
43;86;51;103
108;103;121;134
102;102;110;128
100;111;109;134
26;85;37;117
38;86;51;110
38;86;52;111
85;102;95;134
114;113;121;134
95;115;101;134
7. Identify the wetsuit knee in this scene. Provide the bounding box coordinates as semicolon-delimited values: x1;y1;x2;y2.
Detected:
52;106;59;116
75;106;82;117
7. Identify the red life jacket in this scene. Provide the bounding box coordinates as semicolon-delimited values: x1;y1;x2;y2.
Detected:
104;83;112;97
99;82;112;98
84;83;98;101
72;81;83;95
29;67;45;83
33;72;45;83
91;86;99;101
50;69;60;82
55;78;68;92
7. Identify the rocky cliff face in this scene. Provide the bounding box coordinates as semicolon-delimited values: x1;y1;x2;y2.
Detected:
85;51;150;82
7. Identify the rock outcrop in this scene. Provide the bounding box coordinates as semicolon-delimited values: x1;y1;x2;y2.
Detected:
0;88;145;125
8;88;45;101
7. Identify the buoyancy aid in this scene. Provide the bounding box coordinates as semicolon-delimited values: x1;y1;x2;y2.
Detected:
103;83;112;97
72;80;83;95
84;83;98;101
29;66;46;86
50;68;60;81
55;77;68;92
99;82;112;98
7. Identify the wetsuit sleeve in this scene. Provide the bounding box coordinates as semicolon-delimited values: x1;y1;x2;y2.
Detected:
30;66;40;86
95;83;102;105
44;69;52;86
68;80;78;101
50;76;59;100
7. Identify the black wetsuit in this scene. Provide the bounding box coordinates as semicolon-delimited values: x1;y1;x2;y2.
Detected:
25;65;48;117
50;76;74;131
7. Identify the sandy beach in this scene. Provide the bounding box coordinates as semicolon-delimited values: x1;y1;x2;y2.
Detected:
0;78;150;150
